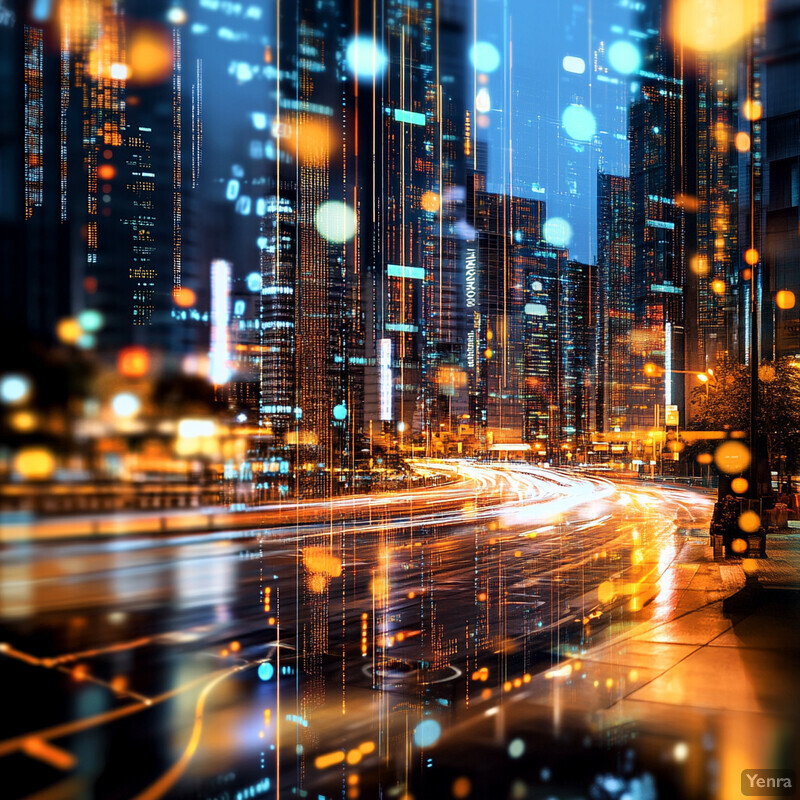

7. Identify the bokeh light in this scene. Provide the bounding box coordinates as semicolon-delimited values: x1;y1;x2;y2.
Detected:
413;719;441;748
731;477;749;494
112;393;141;417
742;98;763;121
452;776;472;798
118;346;150;377
173;287;196;307
562;55;586;74
671;0;761;52
57;318;82;344
738;510;761;533
543;217;572;248
247;272;263;292
0;374;31;404
166;6;187;25
731;538;748;554
127;24;174;85
735;131;751;152
258;662;274;681
14;447;55;480
508;738;525;759
475;87;491;113
561;104;596;141
744;248;759;265
711;279;726;294
333;403;348;420
315;201;357;243
421;191;440;213
776;290;796;310
346;36;388;78
78;309;104;332
469;41;501;73
608;40;641;74
714;440;751;474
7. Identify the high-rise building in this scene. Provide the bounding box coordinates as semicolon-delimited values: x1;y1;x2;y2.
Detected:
597;173;634;433
760;0;800;361
628;1;686;430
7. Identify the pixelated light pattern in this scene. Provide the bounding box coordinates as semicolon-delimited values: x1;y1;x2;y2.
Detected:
543;217;572;248
346;36;388;78
561;104;596;141
608;40;641;74
315;201;357;242
470;41;501;73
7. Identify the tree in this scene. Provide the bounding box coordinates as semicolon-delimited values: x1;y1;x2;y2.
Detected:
689;356;800;481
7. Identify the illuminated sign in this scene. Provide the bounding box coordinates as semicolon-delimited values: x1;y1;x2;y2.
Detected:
465;246;477;308
387;264;424;280
209;259;231;384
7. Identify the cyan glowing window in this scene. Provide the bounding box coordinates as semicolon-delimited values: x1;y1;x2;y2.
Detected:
387;264;425;280
394;108;426;126
386;323;418;332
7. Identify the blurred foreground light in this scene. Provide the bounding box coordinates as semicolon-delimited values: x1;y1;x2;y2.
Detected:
333;403;348;421
711;279;726;294
97;164;116;181
742;98;763;121
257;662;274;681
109;62;129;81
246;272;262;292
744;247;759;265
78;310;103;332
0;374;31;404
10;411;37;432
173;287;196;307
14;447;55;480
178;418;215;437
561;104;596;141
697;452;713;465
118;346;150;377
731;477;748;494
475;87;491;113
690;255;709;275
696;373;709;383
776;290;796;310
738;510;760;533
735;131;751;152
671;0;761;51
346;36;388;79
421;191;440;213
315;201;356;243
508;738;526;759
127;24;173;85
714;440;751;474
608;40;641;74
470;41;501;73
57;317;82;344
562;55;585;74
112;393;140;418
413;719;441;748
166;6;187;24
543;217;572;248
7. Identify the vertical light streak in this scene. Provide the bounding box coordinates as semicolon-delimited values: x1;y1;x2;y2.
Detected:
209;259;231;385
172;28;182;293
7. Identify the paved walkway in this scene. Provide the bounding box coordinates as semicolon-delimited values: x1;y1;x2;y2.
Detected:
469;531;800;800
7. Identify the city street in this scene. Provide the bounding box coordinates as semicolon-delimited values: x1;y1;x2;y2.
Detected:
1;463;751;800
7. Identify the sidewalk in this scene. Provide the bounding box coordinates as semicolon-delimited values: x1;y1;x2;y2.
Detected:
466;529;800;800
516;532;800;799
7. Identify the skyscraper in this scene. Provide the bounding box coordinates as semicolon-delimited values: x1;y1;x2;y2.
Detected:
597;172;633;433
